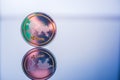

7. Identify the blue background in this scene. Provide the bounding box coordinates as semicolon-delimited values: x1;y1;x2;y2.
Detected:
1;0;120;80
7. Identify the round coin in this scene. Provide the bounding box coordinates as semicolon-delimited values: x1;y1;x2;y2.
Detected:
21;12;56;46
22;47;56;80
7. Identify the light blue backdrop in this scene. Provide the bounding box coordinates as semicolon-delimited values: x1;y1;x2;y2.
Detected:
1;0;120;80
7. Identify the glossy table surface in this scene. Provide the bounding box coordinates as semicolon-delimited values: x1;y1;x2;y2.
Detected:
1;16;120;80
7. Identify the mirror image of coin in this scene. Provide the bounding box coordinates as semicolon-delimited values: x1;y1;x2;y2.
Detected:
21;12;56;46
22;47;56;80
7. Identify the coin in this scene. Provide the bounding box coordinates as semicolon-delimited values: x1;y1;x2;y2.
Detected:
22;47;56;80
21;12;56;46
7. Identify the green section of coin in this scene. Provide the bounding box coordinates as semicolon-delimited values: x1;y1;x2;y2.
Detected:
22;18;31;40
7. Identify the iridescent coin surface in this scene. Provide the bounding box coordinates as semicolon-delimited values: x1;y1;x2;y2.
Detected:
21;12;56;46
22;48;56;80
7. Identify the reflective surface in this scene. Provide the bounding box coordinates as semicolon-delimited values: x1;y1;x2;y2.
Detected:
22;48;56;80
1;17;120;80
21;12;56;47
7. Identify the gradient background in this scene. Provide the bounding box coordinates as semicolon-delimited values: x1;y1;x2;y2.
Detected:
0;0;120;80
